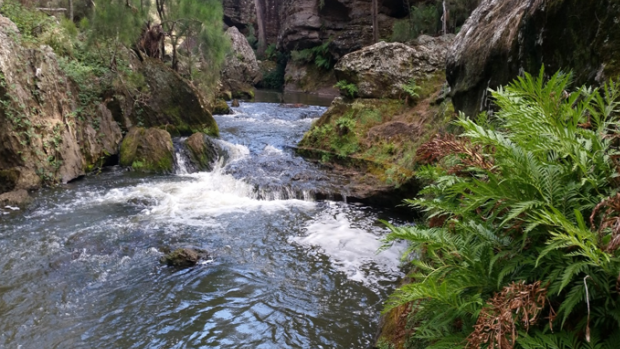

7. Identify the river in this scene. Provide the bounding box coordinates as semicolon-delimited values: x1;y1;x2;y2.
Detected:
0;99;406;348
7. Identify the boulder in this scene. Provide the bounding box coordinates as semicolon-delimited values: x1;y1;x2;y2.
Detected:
220;26;261;98
446;0;620;117
185;132;223;172
119;128;174;173
334;36;453;99
160;247;210;267
110;57;219;137
0;189;32;207
0;167;41;194
212;99;232;115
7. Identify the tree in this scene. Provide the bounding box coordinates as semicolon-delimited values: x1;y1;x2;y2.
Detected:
154;0;228;73
87;0;149;66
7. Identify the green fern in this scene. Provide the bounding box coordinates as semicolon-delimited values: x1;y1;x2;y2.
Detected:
385;68;620;348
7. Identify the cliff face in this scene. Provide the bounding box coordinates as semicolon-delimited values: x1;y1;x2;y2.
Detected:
0;14;119;186
224;0;408;58
446;0;620;117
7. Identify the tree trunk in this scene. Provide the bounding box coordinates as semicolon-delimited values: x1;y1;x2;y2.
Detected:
68;0;73;21
372;0;379;43
172;41;178;71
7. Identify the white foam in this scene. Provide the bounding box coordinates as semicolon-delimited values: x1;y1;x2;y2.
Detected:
72;170;315;227
291;207;405;284
214;140;250;162
5;206;20;211
262;145;283;155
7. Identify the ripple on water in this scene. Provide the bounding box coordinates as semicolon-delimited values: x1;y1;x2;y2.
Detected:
0;102;407;348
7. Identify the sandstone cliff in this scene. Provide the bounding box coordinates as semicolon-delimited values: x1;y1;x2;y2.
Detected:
447;0;620;117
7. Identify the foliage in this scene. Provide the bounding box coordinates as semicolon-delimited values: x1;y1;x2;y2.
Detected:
402;79;422;101
261;64;286;90
335;80;358;99
291;41;333;70
0;0;55;43
391;0;479;42
383;69;620;349
264;43;277;61
246;25;257;49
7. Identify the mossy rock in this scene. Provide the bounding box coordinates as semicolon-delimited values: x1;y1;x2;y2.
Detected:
185;132;222;172
119;127;174;174
160;247;210;267
212;99;232;115
114;58;220;137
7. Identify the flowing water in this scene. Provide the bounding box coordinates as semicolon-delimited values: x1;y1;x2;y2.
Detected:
0;101;406;348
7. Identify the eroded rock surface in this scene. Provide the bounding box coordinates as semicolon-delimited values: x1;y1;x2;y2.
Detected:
335;36;453;99
447;0;620;117
0;14;121;187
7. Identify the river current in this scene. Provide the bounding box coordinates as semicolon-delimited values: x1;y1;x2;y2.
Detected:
0;100;406;348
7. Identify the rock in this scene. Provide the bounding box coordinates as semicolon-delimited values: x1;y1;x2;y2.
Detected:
212;99;232;115
119;128;174;173
334;36;453;99
79;103;123;172
185;133;223;171
277;0;405;59
284;61;338;96
223;0;256;29
0;167;41;194
160;247;210;267
0;15;85;185
0;189;32;207
110;57;219;137
221;26;261;98
446;0;620;117
231;99;240;107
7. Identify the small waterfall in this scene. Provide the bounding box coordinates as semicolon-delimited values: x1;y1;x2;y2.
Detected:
172;138;193;175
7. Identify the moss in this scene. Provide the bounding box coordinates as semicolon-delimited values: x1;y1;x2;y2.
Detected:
212;99;231;115
298;74;453;186
119;127;173;173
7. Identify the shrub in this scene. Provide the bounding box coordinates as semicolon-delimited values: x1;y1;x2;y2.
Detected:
383;69;620;348
291;41;333;70
335;80;358;99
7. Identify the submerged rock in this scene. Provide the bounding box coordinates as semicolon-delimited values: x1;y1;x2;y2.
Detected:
447;0;620;117
119;128;174;173
231;99;240;107
334;36;453;99
160;248;210;267
185;132;223;172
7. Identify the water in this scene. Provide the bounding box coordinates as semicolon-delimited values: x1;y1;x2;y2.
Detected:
0;100;406;348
